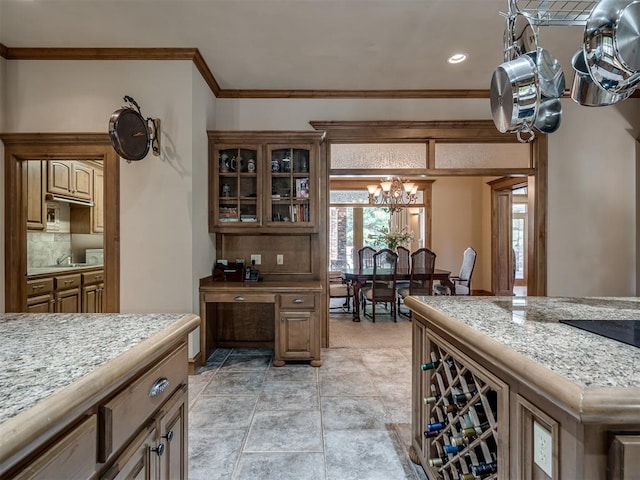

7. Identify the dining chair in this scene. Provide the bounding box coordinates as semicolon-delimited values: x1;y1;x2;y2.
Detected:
362;248;398;322
395;246;411;304
357;246;377;309
398;248;437;317
434;246;477;295
328;270;353;313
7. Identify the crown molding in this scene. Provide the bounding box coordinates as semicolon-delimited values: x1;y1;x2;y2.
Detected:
2;46;638;99
217;89;491;99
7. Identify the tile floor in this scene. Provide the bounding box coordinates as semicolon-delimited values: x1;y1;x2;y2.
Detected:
188;306;428;480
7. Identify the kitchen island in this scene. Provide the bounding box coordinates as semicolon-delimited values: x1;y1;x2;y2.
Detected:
0;312;199;479
405;296;640;480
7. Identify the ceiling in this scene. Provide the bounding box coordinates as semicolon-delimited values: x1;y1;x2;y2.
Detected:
0;0;591;94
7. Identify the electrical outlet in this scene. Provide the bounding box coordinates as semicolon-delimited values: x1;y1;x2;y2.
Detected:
250;254;261;265
276;254;284;265
533;421;553;477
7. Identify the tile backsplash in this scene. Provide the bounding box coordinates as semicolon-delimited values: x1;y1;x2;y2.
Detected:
28;232;72;267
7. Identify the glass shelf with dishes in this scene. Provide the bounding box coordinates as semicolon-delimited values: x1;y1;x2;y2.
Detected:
267;146;313;226
213;147;260;227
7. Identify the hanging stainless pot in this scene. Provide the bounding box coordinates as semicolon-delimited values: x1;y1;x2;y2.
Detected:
534;97;562;134
490;54;539;140
584;0;640;94
504;12;538;61
529;47;566;99
570;49;634;106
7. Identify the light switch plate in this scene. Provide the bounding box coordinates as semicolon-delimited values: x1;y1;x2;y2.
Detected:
276;254;284;265
533;421;553;477
250;254;261;265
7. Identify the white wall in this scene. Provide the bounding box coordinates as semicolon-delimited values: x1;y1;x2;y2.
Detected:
547;99;640;296
2;59;214;315
431;177;488;292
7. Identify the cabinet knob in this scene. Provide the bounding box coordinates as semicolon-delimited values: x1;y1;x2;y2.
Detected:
150;443;165;457
162;430;174;443
234;296;246;302
149;377;170;397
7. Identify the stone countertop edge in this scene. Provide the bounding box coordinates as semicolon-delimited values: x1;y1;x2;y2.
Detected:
0;313;200;472
404;297;640;425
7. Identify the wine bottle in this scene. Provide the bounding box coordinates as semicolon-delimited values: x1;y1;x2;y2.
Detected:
460;421;490;438
426;419;448;432
456;474;475;480
428;456;449;467
471;461;497;477
444;403;459;414
423;394;441;404
452;389;477;405
423;429;440;438
443;443;465;454
450;434;467;447
421;359;442;370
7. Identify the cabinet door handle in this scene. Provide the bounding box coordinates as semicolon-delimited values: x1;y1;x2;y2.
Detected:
234;296;246;301
150;444;165;457
292;298;304;304
149;377;170;397
162;430;174;443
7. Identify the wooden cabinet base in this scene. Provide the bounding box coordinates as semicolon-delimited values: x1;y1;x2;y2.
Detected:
199;278;323;367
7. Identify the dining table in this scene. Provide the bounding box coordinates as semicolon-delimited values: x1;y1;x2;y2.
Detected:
341;268;453;321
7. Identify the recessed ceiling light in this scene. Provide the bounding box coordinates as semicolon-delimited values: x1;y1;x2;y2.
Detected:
448;53;467;64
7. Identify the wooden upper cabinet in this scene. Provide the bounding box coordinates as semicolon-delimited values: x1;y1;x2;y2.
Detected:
208;131;323;234
47;161;93;201
26;160;46;230
92;166;104;233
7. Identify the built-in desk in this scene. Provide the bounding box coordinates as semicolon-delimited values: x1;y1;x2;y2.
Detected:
199;277;323;367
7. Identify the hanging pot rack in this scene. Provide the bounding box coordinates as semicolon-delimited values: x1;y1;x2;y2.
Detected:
512;1;598;26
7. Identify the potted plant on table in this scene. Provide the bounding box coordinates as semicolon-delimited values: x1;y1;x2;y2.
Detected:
368;227;415;251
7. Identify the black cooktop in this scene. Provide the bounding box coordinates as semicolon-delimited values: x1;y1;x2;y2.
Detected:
559;320;640;348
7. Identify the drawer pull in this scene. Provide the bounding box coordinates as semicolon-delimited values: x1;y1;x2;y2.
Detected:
150;443;165;457
149;377;170;397
234;296;246;302
96;275;103;281
64;280;73;285
292;298;305;304
33;285;44;290
162;430;174;443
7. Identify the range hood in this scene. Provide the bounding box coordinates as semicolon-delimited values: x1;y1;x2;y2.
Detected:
45;193;94;207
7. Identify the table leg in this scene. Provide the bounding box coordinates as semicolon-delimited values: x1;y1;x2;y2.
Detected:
352;280;363;322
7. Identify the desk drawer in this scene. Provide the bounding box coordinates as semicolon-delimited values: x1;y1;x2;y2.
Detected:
280;293;316;310
54;273;81;290
206;293;276;304
27;278;54;296
100;343;187;461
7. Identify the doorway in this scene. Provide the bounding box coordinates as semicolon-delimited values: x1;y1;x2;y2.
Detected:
2;133;120;312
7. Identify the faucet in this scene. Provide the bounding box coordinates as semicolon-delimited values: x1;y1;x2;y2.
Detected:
56;254;73;265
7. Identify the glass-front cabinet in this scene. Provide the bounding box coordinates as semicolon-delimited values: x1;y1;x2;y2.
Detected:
214;146;261;227
208;132;322;233
266;145;313;227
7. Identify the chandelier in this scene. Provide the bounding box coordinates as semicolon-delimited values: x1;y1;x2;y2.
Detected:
366;177;418;212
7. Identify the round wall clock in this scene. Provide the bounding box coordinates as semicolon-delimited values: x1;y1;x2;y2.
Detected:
109;96;159;161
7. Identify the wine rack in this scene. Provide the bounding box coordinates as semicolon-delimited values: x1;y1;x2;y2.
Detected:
412;323;509;480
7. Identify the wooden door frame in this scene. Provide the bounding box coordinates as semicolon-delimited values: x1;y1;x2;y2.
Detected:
312;120;547;298
2;133;120;312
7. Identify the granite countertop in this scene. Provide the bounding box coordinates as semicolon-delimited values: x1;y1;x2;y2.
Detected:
0;312;194;424
27;263;104;277
405;296;640;423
